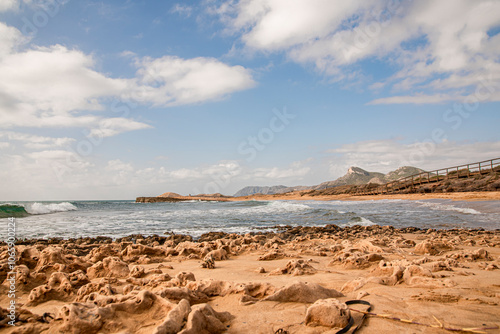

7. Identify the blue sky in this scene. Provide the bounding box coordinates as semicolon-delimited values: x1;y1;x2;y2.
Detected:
1;0;500;200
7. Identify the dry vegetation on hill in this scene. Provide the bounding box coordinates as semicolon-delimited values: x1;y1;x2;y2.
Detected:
301;169;500;197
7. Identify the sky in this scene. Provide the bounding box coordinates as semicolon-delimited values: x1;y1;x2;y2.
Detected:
0;0;499;200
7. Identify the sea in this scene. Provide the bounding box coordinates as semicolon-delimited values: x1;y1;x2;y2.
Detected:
0;199;499;240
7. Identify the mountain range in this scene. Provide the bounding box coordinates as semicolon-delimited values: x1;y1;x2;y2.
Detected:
233;166;425;197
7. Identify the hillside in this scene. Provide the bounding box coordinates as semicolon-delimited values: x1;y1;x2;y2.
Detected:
384;166;426;182
234;185;289;197
314;166;426;189
313;167;385;190
234;185;310;197
306;170;500;197
234;166;426;196
158;192;181;198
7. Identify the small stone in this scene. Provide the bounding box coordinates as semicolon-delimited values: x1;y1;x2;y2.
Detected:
356;290;369;299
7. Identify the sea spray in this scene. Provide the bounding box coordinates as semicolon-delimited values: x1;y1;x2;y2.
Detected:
25;202;77;215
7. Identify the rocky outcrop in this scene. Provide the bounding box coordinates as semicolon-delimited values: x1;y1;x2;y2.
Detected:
305;298;350;328
263;282;343;303
269;259;317;276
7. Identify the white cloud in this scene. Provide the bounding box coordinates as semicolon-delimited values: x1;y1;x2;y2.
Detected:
0;154;314;199
0;22;255;134
368;82;500;104
0;0;18;12
27;149;74;160
168;168;201;180
0;149;96;200
104;159;135;185
327;139;500;177
88;118;152;138
0;44;127;113
24;149;94;187
368;93;455;105
105;159;133;172
0;22;25;57
167;161;242;181
0;131;75;149
0;142;10;149
215;0;500;103
133;56;255;107
228;1;365;51
0;0;68;12
0;38;147;133
171;4;193;17
252;166;310;179
250;159;311;180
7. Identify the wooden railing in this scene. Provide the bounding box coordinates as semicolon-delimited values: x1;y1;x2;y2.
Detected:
354;157;500;196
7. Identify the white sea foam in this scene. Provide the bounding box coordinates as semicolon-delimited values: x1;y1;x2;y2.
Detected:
344;216;376;227
133;201;311;220
265;201;311;211
323;199;404;206
6;198;497;240
417;201;481;215
231;201;311;215
25;202;78;215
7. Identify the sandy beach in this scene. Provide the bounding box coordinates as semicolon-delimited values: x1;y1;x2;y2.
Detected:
1;222;499;333
151;190;500;203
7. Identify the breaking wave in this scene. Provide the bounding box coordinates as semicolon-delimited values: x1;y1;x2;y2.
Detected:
0;202;77;218
0;204;30;218
343;216;376;227
417;201;481;215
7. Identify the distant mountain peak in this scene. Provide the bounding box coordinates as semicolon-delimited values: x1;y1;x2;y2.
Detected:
233;185;287;197
233;184;310;197
347;166;369;176
384;166;426;181
233;165;426;196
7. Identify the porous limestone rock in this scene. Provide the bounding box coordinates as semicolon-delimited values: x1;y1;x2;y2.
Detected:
263;281;343;303
305;298;350;328
87;257;130;279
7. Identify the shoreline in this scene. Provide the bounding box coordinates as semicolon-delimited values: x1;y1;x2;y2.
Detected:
1;225;499;333
139;190;500;203
7;224;498;245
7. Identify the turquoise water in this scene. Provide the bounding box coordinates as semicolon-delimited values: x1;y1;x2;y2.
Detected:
0;199;498;240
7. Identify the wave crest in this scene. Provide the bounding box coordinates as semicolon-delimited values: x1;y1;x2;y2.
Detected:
25;202;78;215
417;201;481;215
344;216;376;227
0;204;30;218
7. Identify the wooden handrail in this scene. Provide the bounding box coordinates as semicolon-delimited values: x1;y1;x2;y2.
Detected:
355;157;500;196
